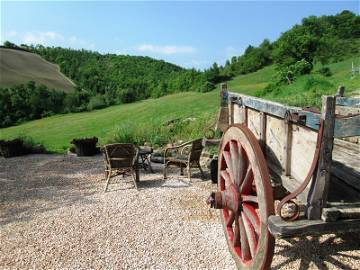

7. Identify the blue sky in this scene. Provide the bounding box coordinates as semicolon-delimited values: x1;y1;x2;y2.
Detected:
1;1;359;69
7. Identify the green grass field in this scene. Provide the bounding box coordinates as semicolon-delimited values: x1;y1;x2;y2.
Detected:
0;48;75;92
1;57;359;153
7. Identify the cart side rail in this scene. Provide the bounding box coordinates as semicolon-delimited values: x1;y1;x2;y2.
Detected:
218;83;360;220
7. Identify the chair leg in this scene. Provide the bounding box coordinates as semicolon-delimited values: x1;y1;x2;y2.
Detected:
163;161;169;179
187;165;192;183
135;168;140;183
131;170;138;190
180;166;184;175
147;156;154;173
198;162;205;179
104;169;112;192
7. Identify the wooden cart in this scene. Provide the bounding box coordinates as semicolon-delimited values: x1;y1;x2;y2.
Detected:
207;83;360;270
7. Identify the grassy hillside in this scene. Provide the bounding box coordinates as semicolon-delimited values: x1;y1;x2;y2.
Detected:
228;57;360;107
1;56;359;153
0;91;220;152
0;48;75;92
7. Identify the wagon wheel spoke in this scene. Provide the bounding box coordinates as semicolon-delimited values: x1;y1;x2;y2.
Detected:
240;165;253;194
241;194;258;204
223;150;234;181
239;214;251;261
227;210;235;227
220;170;232;185
233;213;240;247
237;143;246;186
242;212;257;258
242;204;261;235
229;141;239;185
229;141;243;187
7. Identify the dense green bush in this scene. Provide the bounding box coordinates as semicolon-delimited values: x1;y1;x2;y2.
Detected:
317;66;333;77
0;81;66;127
87;95;106;110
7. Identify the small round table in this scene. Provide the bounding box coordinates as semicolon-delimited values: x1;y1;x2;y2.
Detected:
138;147;154;173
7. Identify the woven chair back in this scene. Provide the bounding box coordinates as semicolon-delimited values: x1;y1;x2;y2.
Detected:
104;143;137;169
189;139;203;163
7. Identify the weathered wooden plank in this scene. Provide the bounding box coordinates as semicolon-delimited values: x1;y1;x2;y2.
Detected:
322;206;360;222
283;118;292;176
332;139;360;192
259;112;266;150
265;116;286;172
307;96;336;219
216;107;229;132
247;109;261;140
334;114;360;137
268;215;360;238
228;92;321;130
233;103;245;124
336;97;360;107
269;163;309;203
335;105;360;115
228;98;236;125
216;84;230;132
290;125;317;185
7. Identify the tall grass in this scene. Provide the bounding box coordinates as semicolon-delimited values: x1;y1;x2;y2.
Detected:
106;113;216;147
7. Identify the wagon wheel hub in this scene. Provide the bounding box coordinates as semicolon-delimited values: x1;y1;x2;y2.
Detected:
208;187;243;213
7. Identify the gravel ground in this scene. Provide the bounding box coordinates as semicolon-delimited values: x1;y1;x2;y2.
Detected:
0;154;359;270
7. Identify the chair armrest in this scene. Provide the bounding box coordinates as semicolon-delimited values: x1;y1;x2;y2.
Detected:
164;140;193;160
180;144;192;156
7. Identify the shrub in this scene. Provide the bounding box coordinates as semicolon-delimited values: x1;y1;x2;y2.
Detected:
293;59;313;75
87;95;106;110
106;113;216;148
200;81;215;93
317;66;332;77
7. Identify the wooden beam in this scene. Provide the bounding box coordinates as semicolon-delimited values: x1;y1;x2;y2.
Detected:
322;206;360;222
332;136;360;192
334;114;360;137
336;97;360;107
259;112;266;151
283;118;292;176
268;215;360;238
227;92;321;130
335;85;345;97
306;96;336;219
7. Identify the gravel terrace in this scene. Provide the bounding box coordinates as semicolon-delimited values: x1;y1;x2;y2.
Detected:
0;154;359;269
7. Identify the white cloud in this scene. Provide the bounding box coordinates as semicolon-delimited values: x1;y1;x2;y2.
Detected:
14;31;95;50
23;31;64;44
136;44;196;55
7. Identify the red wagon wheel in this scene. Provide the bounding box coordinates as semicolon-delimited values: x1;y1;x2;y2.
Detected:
212;124;274;270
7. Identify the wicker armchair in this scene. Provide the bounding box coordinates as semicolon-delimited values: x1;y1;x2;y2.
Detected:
102;143;139;192
163;138;205;182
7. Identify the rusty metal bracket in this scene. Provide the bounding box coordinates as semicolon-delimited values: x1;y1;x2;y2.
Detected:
284;110;307;125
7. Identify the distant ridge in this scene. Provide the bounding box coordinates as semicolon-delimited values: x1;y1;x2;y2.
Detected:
0;47;76;92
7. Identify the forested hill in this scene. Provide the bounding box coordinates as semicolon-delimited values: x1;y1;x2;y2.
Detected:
220;10;360;77
20;45;213;102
